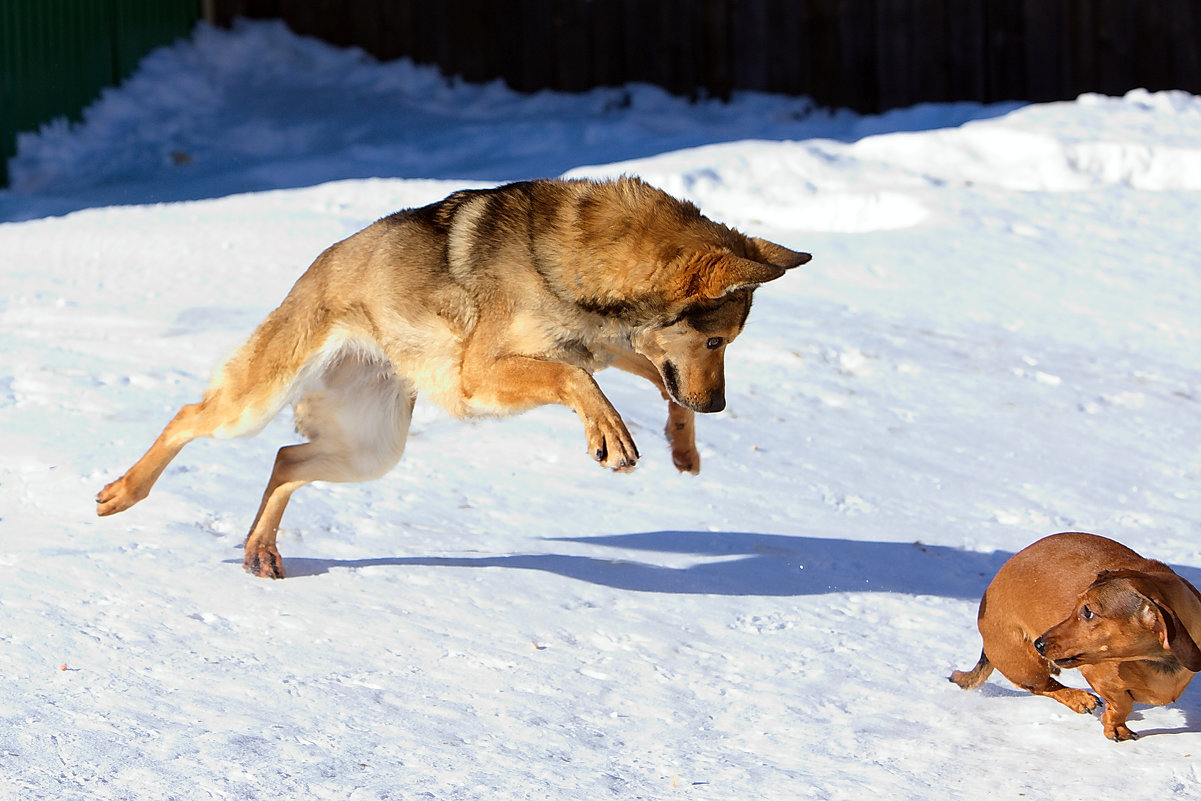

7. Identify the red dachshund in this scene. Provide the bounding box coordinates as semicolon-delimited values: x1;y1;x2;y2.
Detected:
951;532;1201;740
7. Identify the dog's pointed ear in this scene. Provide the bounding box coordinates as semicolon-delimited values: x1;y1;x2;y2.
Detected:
697;255;789;299
679;240;810;301
748;237;812;270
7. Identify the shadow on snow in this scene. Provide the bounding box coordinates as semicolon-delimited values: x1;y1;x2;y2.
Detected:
274;529;1201;602
274;530;1018;600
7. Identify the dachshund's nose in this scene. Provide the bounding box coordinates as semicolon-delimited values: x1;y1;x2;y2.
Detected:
1033;637;1047;656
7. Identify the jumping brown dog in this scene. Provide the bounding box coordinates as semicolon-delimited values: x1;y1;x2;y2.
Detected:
951;531;1201;740
95;178;809;579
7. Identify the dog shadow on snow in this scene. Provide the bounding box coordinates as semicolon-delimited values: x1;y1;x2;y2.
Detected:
281;530;1015;599
280;529;1201;603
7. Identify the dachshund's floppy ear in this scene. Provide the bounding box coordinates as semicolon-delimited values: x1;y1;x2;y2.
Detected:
1121;573;1201;672
1142;601;1201;671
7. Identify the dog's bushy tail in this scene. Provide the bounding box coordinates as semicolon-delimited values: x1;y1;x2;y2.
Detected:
949;651;993;689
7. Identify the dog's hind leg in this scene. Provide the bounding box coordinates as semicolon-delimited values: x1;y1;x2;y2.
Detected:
96;401;217;516
96;306;316;517
96;374;295;517
609;350;701;474
243;350;415;579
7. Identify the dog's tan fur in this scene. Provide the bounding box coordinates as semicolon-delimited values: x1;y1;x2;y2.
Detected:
951;532;1201;740
96;177;809;578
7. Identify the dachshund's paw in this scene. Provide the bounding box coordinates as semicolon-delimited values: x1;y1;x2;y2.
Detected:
1062;688;1102;714
1106;723;1138;742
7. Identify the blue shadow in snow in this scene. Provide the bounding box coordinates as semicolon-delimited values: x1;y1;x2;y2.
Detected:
276;530;1019;600
1;86;1024;222
276;530;1201;602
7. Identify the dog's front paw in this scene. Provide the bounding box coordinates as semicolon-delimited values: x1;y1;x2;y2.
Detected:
670;443;700;474
1105;723;1138;742
1062;688;1102;714
664;404;699;474
244;546;285;579
585;413;639;472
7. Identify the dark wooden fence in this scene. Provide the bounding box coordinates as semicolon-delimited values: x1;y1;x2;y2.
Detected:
6;1;1201;189
1;0;202;188
211;0;1201;112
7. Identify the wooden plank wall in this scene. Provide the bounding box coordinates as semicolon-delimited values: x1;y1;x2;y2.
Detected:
206;1;1201;112
1;0;201;188
207;0;1201;113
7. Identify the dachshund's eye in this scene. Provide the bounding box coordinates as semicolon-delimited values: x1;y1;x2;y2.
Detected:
706;337;724;350
1081;605;1095;621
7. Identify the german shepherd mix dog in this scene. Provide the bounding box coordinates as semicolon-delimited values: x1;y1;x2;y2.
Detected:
97;177;810;578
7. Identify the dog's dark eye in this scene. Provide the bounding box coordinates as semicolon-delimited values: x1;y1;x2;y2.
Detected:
706;337;724;350
1081;605;1094;621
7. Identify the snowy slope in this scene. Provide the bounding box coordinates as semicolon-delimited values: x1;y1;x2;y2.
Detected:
2;20;1200;801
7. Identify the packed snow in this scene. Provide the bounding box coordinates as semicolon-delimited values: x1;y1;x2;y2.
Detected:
2;19;1200;801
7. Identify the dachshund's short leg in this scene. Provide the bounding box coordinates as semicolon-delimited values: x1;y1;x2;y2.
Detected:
1098;695;1137;742
1080;663;1138;741
1028;679;1103;715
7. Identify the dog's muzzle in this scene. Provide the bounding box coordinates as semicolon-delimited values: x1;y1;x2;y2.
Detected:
1035;636;1082;667
661;361;726;413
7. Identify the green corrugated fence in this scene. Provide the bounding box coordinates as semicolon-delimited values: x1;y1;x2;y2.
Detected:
1;0;202;188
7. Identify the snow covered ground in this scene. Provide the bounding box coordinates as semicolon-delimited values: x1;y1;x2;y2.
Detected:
2;19;1200;801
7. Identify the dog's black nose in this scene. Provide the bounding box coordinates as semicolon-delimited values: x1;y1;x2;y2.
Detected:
1033;637;1047;656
